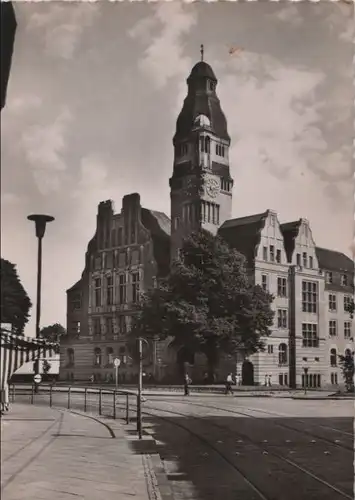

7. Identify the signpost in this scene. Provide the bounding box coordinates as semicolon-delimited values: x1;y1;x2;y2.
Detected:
33;374;42;384
113;358;121;390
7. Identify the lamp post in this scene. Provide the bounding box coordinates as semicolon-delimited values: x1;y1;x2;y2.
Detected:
137;337;149;439
302;358;309;396
27;214;54;384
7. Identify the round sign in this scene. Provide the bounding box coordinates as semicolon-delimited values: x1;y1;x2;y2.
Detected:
113;358;121;368
33;374;42;384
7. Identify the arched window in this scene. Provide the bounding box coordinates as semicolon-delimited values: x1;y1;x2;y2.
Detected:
67;348;74;367
278;343;288;365
204;136;210;154
330;348;337;367
94;347;102;366
106;347;114;366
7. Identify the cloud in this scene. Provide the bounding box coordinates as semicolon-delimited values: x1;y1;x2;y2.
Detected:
26;3;99;60
0;193;21;206
129;2;197;88
272;4;303;26
21;108;73;195
216;52;326;181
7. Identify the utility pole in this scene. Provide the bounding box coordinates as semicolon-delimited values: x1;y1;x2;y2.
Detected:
137;337;143;439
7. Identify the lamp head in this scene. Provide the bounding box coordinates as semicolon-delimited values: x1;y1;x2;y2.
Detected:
27;214;55;239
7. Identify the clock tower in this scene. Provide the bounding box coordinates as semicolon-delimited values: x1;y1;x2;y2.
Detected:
169;46;234;260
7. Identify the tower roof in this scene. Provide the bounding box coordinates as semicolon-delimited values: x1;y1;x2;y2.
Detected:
188;61;217;82
174;52;229;144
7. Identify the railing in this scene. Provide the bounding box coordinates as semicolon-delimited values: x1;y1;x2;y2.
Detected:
9;384;139;434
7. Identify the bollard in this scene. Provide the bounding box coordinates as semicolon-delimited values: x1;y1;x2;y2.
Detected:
49;385;53;408
68;386;71;409
126;393;130;424
113;391;116;420
11;384;15;403
31;384;35;405
99;389;102;416
84;388;87;412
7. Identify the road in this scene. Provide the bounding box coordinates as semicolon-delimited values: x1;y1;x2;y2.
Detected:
10;389;354;500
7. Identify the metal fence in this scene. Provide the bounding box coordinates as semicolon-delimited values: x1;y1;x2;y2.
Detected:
9;384;138;430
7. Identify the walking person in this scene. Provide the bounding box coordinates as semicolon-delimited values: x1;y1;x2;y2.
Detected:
268;374;272;387
225;373;234;395
236;373;240;387
184;373;191;396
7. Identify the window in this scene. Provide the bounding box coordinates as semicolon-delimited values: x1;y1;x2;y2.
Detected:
208;80;215;92
261;274;268;291
276;249;281;264
331;373;338;385
263;246;268;261
330;348;337;367
277;277;287;297
278;343;288;365
201;201;219;225
269;245;275;262
277;309;288;329
267;345;273;354
279;373;288;386
119;274;126;304
200;136;210;153
302;281;317;313
216;143;225;157
71;294;81;311
344;321;351;338
93;318;101;337
296;253;301;266
94;278;101;307
94;348;101;366
106;317;113;337
117;227;123;246
329;320;337;336
94;256;101;270
326;271;333;284
72;321;80;337
302;323;318;347
328;294;337;311
309;256;313;269
106;251;113;269
118;316;126;335
67;348;74;367
118;251;126;268
302;252;307;268
344;295;353;313
106;276;114;305
106;347;114;366
341;274;348;286
132;272;140;303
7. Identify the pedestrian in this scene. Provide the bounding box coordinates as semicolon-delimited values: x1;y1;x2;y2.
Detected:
225;373;234;395
184;373;191;396
203;372;208;384
268;375;272;387
89;374;94;384
236;373;240;387
264;374;268;386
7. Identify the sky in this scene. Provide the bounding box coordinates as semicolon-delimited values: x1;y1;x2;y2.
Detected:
1;0;354;337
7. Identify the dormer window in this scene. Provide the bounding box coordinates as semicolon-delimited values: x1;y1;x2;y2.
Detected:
326;271;333;284
341;274;348;286
208;80;215;91
176;143;188;157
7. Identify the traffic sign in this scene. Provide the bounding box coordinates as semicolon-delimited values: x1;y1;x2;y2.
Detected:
113;358;121;368
33;374;42;384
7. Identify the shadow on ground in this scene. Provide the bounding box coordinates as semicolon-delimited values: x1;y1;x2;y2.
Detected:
129;415;353;500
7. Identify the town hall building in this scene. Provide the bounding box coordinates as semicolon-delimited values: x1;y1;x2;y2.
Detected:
60;50;354;388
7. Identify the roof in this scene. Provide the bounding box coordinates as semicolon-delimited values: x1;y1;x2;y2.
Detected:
146;210;171;237
141;209;171;277
315;247;354;273
280;220;302;263
66;279;82;294
188;61;217;81
174;61;229;143
218;212;268;265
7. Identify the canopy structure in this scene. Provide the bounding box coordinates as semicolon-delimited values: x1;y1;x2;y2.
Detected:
1;328;59;393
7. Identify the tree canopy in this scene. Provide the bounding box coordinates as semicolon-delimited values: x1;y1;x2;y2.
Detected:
40;323;66;343
338;351;354;393
132;230;274;376
0;258;32;335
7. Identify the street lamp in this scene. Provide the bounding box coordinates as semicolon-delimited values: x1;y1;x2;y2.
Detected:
27;214;55;380
137;337;149;439
302;357;309;395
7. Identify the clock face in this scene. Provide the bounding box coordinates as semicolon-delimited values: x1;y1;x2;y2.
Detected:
204;176;220;198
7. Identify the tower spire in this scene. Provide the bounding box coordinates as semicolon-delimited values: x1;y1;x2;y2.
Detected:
200;44;204;62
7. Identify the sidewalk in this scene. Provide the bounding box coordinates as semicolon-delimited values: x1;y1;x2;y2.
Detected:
1;403;166;500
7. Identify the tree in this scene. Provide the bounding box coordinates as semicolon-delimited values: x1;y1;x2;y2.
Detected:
344;297;354;319
338;351;354;393
132;230;274;379
0;258;32;335
42;359;51;375
40;323;66;343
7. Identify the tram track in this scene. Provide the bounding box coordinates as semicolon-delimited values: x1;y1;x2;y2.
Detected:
114;400;353;500
148;398;354;452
